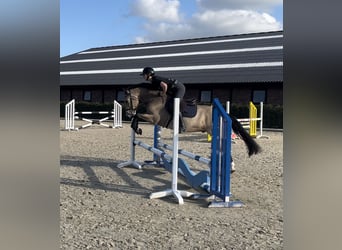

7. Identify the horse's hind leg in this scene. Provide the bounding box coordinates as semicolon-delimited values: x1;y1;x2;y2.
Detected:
231;157;236;173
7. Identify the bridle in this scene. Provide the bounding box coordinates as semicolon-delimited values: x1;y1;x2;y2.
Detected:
126;89;139;117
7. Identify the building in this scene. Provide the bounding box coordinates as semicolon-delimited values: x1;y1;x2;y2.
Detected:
60;30;283;105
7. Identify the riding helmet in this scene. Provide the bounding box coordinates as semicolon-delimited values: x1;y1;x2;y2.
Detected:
140;67;155;76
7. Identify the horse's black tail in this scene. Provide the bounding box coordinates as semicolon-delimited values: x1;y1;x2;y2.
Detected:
230;115;262;156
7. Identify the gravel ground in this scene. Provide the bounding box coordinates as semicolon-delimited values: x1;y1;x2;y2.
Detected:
60;120;283;249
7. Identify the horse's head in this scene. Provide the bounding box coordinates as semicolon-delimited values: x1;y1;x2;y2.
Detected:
125;88;140;118
125;84;166;119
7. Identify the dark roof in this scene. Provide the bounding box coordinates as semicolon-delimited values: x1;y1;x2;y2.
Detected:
60;30;283;86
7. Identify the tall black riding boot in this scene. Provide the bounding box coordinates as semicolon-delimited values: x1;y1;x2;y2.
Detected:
179;113;186;133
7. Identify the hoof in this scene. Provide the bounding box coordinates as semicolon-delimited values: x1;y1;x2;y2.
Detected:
136;128;142;135
231;161;236;173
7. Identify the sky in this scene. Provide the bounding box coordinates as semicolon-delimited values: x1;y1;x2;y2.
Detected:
60;0;283;57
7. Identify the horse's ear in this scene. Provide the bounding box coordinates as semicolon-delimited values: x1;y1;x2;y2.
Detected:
125;85;136;91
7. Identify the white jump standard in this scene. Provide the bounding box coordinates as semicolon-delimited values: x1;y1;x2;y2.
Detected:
149;98;194;204
118;98;194;204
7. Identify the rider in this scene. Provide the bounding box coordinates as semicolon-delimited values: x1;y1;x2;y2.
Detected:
140;66;186;132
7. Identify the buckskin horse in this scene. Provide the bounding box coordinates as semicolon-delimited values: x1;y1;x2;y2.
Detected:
125;84;261;159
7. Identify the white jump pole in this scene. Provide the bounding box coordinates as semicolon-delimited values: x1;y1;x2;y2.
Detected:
149;98;193;204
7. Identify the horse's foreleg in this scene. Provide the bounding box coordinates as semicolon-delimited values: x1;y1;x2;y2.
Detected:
131;113;160;135
130;115;142;135
137;113;160;125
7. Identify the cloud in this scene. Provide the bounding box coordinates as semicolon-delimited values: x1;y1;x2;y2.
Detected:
191;9;281;35
134;36;149;44
130;0;181;23
136;22;192;43
132;0;282;43
196;0;282;12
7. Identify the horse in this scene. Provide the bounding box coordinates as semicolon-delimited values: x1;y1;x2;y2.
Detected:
124;84;261;160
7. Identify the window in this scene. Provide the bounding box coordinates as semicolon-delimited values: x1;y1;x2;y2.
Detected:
83;91;91;101
200;90;212;103
252;90;266;103
116;90;126;102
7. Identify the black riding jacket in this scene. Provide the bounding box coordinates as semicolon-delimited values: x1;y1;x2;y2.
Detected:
150;75;185;98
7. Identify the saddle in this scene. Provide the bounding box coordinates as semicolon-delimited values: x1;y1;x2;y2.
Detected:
180;98;197;118
164;97;197;118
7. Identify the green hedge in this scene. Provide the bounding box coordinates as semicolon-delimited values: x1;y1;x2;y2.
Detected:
60;101;283;129
228;103;283;129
